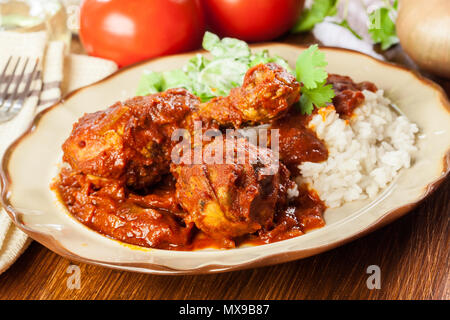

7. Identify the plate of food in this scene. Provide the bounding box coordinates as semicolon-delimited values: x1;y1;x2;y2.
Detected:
1;33;449;274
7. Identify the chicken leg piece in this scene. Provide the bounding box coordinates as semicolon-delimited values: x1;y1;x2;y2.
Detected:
172;137;295;246
196;63;301;128
62;88;199;190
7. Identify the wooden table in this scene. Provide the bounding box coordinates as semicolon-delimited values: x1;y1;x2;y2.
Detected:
0;34;448;300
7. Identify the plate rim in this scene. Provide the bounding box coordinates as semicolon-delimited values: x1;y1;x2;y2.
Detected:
1;43;449;275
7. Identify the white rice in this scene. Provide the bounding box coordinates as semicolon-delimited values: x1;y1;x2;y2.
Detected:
287;183;299;199
297;89;419;208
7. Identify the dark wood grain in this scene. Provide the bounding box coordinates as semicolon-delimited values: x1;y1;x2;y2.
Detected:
0;34;448;300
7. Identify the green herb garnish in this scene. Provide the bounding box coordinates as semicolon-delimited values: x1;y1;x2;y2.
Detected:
296;45;334;114
137;34;334;115
136;32;292;101
291;0;338;33
368;0;399;50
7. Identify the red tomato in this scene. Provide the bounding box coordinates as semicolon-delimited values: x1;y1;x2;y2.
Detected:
202;0;305;42
80;0;205;67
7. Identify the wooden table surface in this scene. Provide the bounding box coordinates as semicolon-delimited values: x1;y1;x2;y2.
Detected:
0;34;448;300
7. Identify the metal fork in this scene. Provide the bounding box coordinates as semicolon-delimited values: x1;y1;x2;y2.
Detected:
0;57;39;124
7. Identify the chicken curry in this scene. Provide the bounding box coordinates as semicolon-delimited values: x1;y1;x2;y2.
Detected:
54;63;376;250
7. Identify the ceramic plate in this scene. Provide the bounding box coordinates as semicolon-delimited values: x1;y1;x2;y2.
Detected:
1;44;449;274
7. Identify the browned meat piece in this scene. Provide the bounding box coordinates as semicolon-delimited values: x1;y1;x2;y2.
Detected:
171;137;295;246
62;88;200;190
56;169;192;249
196;63;301;127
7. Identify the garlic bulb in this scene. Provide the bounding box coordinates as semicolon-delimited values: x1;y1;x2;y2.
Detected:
396;0;450;78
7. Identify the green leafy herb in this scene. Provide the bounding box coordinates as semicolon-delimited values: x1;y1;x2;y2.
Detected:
136;31;292;101
296;44;328;89
136;71;163;96
136;70;191;97
368;4;399;50
137;33;335;115
291;0;338;33
202;31;250;59
392;0;399;10
300;83;335;115
296;45;335;114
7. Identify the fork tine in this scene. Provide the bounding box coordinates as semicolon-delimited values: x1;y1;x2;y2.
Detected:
4;58;29;112
0;57;21;109
0;57;13;106
0;56;12;86
8;58;40;117
17;58;39;104
0;57;40;123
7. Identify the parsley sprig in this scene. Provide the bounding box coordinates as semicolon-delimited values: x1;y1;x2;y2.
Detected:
368;0;399;50
296;45;335;115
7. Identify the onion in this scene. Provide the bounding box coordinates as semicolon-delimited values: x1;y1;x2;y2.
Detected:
396;0;450;78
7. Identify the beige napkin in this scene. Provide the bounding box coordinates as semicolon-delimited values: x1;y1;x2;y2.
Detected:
0;31;117;275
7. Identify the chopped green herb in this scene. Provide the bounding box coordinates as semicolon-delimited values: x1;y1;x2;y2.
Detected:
291;0;338;33
368;4;399;50
137;33;335;115
296;44;328;89
202;31;250;59
136;31;292;101
299;83;335;115
296;45;335;114
136;71;163;96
